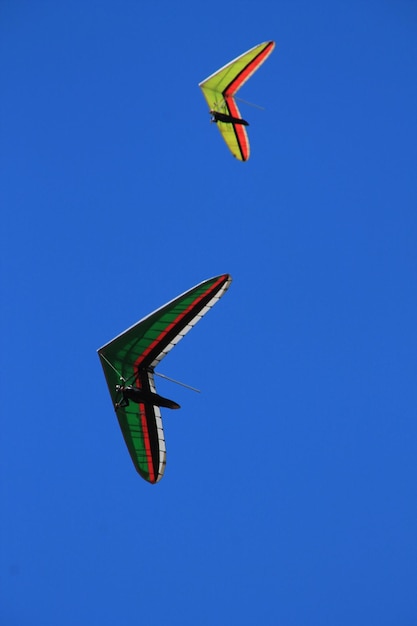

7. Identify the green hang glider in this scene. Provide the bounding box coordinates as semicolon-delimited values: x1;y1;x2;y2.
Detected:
98;274;232;484
199;41;275;161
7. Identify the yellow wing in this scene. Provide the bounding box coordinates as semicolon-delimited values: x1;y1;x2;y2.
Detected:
199;41;275;161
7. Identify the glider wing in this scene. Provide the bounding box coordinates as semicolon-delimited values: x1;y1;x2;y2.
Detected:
199;41;275;161
98;274;232;483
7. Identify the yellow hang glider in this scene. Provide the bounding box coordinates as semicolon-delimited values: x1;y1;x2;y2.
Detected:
199;41;275;161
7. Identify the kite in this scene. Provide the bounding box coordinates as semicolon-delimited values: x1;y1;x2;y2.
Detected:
199;41;275;161
98;274;232;484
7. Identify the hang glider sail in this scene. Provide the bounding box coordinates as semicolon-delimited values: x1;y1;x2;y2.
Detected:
98;274;232;484
199;41;275;161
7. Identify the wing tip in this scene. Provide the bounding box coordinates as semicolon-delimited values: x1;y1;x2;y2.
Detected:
216;273;233;288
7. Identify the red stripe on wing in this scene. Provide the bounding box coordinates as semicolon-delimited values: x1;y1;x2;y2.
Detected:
224;42;274;97
138;402;156;483
135;375;156;483
133;275;228;371
225;97;249;160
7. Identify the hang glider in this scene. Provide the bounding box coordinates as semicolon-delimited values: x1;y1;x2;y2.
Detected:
199;41;275;161
98;274;232;484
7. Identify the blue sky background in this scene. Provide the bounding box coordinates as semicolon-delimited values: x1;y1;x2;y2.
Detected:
1;1;416;624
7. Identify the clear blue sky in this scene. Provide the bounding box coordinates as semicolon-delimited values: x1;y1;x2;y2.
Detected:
1;2;416;624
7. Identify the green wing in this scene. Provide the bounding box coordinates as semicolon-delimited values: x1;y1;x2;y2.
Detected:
98;274;232;483
199;41;275;161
